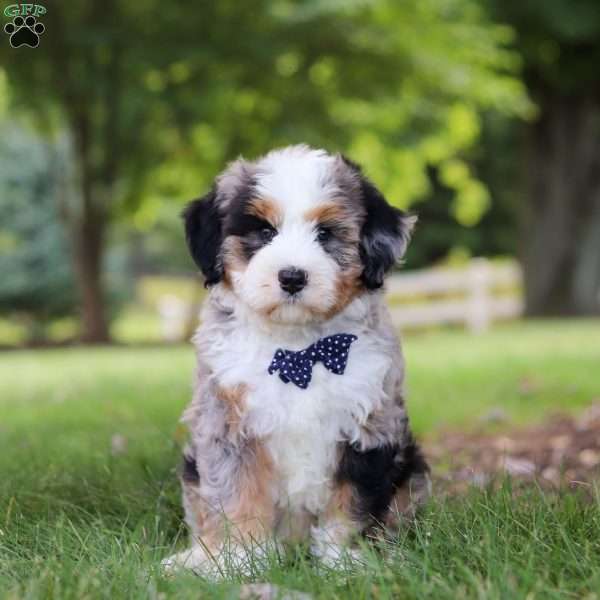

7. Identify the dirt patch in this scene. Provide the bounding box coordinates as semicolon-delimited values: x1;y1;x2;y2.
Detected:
426;402;600;494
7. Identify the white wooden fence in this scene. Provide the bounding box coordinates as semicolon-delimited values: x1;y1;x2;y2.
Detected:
385;258;523;332
157;259;523;339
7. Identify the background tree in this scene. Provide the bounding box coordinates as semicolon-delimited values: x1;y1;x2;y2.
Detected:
0;0;529;341
0;123;76;343
489;0;600;315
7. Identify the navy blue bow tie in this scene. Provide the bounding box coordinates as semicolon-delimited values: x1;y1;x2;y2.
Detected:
268;333;358;389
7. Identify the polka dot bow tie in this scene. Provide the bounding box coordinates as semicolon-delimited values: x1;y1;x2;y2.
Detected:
268;333;358;389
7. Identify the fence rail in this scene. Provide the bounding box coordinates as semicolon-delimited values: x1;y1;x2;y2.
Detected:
156;259;524;340
385;259;523;332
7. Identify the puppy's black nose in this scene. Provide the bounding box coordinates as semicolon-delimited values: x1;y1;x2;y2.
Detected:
278;267;307;294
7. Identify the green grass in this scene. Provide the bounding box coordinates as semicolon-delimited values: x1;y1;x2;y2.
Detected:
1;319;599;599
405;318;600;433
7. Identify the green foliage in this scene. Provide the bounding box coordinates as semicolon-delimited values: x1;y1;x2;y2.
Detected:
141;0;534;228
0;0;532;230
489;0;600;92
406;110;523;268
0;0;558;327
0;123;76;336
333;0;532;221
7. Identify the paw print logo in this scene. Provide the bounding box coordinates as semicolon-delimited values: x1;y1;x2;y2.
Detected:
4;15;45;48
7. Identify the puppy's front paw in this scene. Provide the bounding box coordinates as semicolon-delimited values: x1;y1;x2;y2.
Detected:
311;540;364;569
310;523;364;570
161;547;222;579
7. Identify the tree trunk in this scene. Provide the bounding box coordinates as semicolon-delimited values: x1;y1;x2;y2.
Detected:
69;114;111;344
47;2;121;344
72;211;109;344
522;88;600;316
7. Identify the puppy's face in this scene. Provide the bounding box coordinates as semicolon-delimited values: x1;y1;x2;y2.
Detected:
184;146;415;325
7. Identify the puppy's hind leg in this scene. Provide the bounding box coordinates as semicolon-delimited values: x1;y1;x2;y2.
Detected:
161;452;224;577
163;440;278;579
384;440;431;531
316;437;429;563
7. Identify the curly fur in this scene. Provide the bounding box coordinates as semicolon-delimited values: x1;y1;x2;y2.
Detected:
162;145;430;577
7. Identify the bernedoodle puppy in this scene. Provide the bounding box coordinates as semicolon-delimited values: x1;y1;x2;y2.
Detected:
163;145;430;577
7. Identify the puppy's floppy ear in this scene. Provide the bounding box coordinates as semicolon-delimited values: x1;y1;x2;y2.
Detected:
183;189;224;286
358;173;416;290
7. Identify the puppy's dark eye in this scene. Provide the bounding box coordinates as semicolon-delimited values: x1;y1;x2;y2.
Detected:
316;226;331;243
260;227;277;243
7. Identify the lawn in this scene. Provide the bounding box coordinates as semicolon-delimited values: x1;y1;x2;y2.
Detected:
1;319;599;599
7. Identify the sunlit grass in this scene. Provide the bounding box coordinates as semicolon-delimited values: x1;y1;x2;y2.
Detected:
1;319;599;598
405;318;600;433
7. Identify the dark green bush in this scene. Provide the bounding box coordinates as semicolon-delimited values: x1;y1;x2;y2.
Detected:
0;125;76;340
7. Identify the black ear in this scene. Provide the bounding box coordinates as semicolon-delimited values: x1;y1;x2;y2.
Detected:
358;176;416;290
182;189;224;286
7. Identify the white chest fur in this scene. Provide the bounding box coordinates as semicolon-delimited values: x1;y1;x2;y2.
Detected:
197;294;397;515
